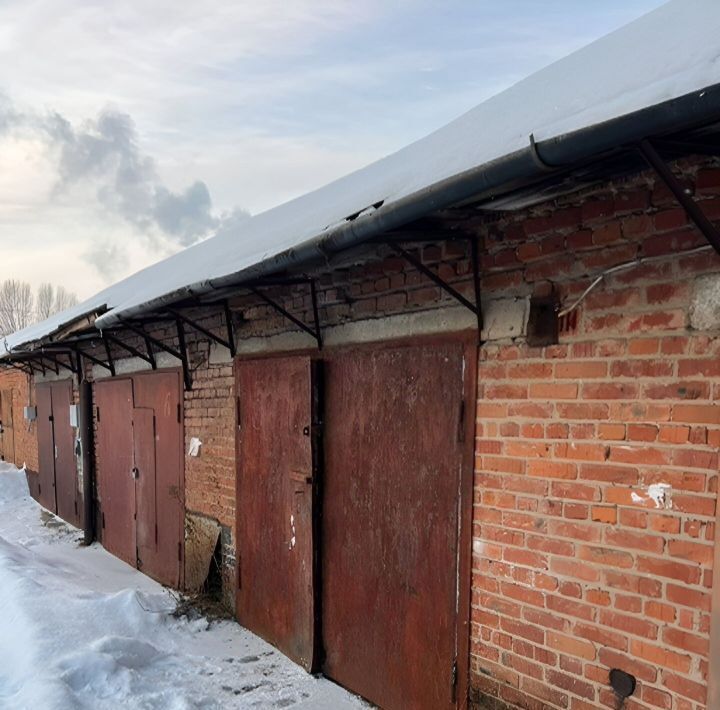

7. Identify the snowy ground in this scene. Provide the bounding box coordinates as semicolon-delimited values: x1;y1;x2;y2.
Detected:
0;462;368;710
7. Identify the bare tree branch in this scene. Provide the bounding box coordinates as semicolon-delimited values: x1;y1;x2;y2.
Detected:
0;280;34;335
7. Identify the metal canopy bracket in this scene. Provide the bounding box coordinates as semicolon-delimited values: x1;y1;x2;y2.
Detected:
104;332;155;368
388;242;483;333
638;138;720;254
119;319;191;390
166;307;234;355
67;345;114;374
174;318;192;391
249;280;322;349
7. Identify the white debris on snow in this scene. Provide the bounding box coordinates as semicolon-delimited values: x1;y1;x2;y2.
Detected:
4;0;720;353
0;462;367;710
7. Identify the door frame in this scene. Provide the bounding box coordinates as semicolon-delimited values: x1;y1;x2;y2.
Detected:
234;330;477;707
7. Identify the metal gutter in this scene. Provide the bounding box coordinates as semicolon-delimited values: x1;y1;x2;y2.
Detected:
93;82;720;329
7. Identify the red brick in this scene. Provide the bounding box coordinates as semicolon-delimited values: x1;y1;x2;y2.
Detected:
636;556;701;585
662;671;707;703
555;361;608;379
630;640;691;673
671;403;720;424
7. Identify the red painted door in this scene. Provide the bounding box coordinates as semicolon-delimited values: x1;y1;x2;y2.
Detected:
133;408;157;576
52;381;79;526
36;384;57;513
133;372;183;588
236;356;316;671
95;379;136;567
322;344;466;710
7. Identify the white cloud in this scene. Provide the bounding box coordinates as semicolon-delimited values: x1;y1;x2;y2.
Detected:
0;0;667;300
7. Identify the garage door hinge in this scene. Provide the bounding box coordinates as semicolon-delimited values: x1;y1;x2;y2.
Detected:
102;511;105;529
236;397;241;428
96;407;100;422
177;403;181;424
178;541;182;562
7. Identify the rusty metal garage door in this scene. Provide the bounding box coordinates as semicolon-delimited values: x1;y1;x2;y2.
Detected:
0;389;15;463
52;381;80;526
235;356;318;671
133;371;184;588
36;383;57;512
322;343;466;710
95;372;183;587
95;378;136;566
35;381;80;523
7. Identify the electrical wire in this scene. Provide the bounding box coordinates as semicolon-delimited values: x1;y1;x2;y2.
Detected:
557;244;714;318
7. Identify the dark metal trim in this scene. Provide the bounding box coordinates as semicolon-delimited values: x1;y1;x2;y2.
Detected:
223;300;236;357
68;345;114;374
103;333;154;367
638;138;720;254
28;357;46;375
5;361;33;375
249;285;322;349
174;318;192;391
40;352;76;375
470;238;483;334
166;307;232;352
652;138;720;158
310;280;322;349
119;320;189;387
101;335;116;377
119;320;182;360
388;242;480;317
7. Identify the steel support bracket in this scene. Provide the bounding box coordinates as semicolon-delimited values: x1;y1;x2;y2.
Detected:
101;335;116;377
638;138;720;254
65;344;114;374
165;307;233;354
103;332;155;368
249;280;322;349
174;318;192;391
388;241;483;334
119;319;190;389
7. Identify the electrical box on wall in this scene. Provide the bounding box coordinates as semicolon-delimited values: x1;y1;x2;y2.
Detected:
24;406;37;421
69;404;79;428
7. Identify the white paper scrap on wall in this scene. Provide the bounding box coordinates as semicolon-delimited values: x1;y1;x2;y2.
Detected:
187;437;202;457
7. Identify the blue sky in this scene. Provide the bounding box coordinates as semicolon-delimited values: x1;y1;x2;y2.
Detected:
0;0;665;298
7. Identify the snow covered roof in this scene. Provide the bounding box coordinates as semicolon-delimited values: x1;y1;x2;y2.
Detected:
4;0;720;354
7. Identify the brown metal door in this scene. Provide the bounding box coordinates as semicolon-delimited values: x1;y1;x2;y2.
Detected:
36;384;57;513
133;372;183;588
0;389;15;463
52;381;79;526
236;356;316;671
95;379;136;567
133;408;157;576
322;344;466;710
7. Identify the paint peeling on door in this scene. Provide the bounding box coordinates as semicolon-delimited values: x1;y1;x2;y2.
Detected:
289;514;296;550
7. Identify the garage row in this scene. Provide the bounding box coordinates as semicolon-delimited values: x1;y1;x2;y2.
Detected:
26;337;476;710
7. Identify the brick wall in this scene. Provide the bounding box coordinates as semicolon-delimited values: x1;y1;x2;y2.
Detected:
56;152;720;708
471;162;720;709
0;368;38;474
